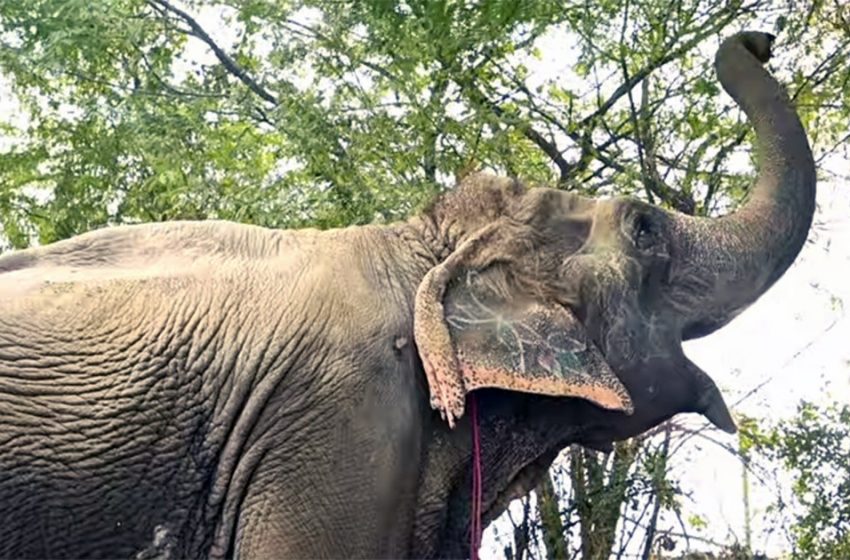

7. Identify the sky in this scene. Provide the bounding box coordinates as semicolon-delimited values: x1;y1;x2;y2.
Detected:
1;4;848;558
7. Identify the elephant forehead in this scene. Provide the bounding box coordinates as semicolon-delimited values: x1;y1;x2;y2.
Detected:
513;187;596;218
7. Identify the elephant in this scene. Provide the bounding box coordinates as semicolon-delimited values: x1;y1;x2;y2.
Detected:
0;31;815;559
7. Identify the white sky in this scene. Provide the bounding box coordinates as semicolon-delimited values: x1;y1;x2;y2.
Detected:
1;6;848;558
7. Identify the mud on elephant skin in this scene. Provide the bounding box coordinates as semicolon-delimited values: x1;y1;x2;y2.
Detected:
0;31;815;558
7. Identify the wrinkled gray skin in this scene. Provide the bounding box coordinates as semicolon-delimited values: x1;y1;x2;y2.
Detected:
0;32;815;558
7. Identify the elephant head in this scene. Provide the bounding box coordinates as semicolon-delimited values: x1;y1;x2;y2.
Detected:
408;31;815;555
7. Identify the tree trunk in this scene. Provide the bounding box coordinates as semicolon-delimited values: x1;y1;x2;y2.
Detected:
536;473;568;559
570;441;640;559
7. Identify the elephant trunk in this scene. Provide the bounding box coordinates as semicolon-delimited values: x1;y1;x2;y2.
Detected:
668;31;816;340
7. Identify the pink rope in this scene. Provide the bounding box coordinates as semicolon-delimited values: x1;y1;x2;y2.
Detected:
470;393;482;560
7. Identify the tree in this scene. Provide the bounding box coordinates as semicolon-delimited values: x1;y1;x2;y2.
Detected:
745;402;850;560
1;0;848;557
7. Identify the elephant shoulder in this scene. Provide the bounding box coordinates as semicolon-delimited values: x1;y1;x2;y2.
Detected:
296;227;419;357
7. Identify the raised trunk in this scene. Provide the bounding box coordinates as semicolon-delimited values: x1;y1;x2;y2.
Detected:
669;32;816;339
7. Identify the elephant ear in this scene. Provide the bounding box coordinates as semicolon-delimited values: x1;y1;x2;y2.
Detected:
447;269;632;408
414;221;633;428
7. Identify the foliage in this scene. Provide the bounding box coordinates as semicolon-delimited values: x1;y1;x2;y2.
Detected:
1;0;849;558
746;402;850;560
2;0;849;250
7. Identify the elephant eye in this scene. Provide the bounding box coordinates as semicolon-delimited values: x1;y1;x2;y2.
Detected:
633;214;656;251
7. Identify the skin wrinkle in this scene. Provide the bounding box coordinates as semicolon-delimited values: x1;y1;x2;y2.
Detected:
186;281;241;367
205;283;319;553
217;439;273;558
206;300;253;425
224;274;340;552
0;224;342;558
204;256;347;557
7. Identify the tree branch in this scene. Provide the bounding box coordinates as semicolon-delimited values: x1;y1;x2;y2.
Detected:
147;0;278;105
640;425;671;560
485;57;639;183
622;51;695;213
460;79;576;184
579;6;745;128
536;473;568;560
